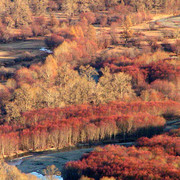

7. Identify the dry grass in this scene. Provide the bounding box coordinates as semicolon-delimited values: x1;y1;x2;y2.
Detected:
0;37;46;63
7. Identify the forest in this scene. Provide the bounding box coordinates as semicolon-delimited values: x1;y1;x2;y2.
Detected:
0;0;179;179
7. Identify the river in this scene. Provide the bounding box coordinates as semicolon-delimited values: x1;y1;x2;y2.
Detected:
155;15;180;28
5;14;180;179
8;142;134;173
5;118;179;180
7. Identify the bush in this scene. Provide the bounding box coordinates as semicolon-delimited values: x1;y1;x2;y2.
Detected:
80;12;96;25
148;38;161;52
31;24;43;36
20;26;33;40
144;61;176;83
100;15;108;26
137;134;180;155
63;144;180;180
45;34;64;49
150;80;177;100
170;40;180;55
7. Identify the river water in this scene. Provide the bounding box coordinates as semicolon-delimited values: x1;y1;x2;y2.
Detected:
155;15;180;28
6;118;179;179
5;14;180;179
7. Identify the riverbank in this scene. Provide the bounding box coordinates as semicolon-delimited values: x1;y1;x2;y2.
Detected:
9;142;134;175
4;116;179;161
6;118;179;175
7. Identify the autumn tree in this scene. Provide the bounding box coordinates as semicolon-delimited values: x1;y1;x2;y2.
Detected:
105;0;119;8
0;0;12;15
43;165;61;180
97;67;134;102
29;0;48;15
0;161;37;180
123;15;133;44
130;0;145;11
79;65;98;81
10;0;33;27
62;0;78;16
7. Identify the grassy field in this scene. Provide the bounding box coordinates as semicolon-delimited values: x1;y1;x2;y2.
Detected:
0;37;47;82
0;37;46;64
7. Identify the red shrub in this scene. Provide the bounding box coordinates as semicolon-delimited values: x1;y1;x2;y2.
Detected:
137;134;180;155
80;12;96;24
64;144;180;180
0;100;179;157
143;61;176;83
45;34;64;48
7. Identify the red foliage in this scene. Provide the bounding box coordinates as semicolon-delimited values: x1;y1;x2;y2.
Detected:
45;34;64;48
80;12;96;24
143;61;176;83
0;132;19;156
99;54;178;89
64;144;180;180
137;134;180;155
0;100;179;157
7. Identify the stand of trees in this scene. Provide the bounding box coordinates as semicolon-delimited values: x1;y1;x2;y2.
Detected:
1;100;180;157
0;23;179;157
1;0;179;42
63;132;180;180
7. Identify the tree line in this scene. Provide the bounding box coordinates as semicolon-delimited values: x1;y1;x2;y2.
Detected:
0;100;179;157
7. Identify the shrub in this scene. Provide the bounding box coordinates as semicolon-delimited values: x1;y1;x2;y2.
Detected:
137;134;180;155
31;24;43;36
80;12;96;25
144;61;176;83
20;26;33;40
63;144;180;180
100;15;108;27
0;161;36;180
150;80;177;100
45;34;64;49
